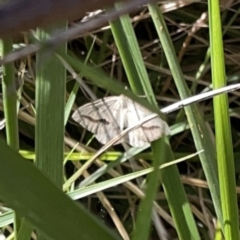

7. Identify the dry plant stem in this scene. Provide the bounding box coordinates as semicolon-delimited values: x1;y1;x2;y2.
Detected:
178;12;208;62
92;156;175;227
181;176;240;194
64;140;173;237
97;191;130;240
66;139;175;227
162;12;208;93
73;161;130;240
198;183;215;239
190;204;209;228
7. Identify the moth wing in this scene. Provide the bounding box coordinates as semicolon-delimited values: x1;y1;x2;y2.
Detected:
95;125;126;145
126;100;170;147
72;96;125;145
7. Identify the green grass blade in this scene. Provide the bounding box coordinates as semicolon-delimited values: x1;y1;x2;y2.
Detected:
148;3;222;229
35;23;66;239
1;39;18;149
36;24;66;187
0;211;13;227
17;219;32;240
0;38;30;240
0;139;120;240
110;6;200;240
111;13;165;239
209;0;240;239
109;17;143;94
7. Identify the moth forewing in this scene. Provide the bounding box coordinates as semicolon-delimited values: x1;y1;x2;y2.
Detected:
94;107;123;145
128;132;148;147
95;124;123;145
125;98;170;146
141;117;170;140
72;96;124;144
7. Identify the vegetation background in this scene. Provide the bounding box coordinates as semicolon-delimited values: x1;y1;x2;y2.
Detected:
0;0;240;239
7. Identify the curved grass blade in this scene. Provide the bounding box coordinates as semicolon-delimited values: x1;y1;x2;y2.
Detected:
148;3;222;231
0;139;120;240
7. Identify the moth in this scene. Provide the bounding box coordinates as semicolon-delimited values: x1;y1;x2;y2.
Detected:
72;95;170;147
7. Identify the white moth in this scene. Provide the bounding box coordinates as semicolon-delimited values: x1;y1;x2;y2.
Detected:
72;95;170;147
